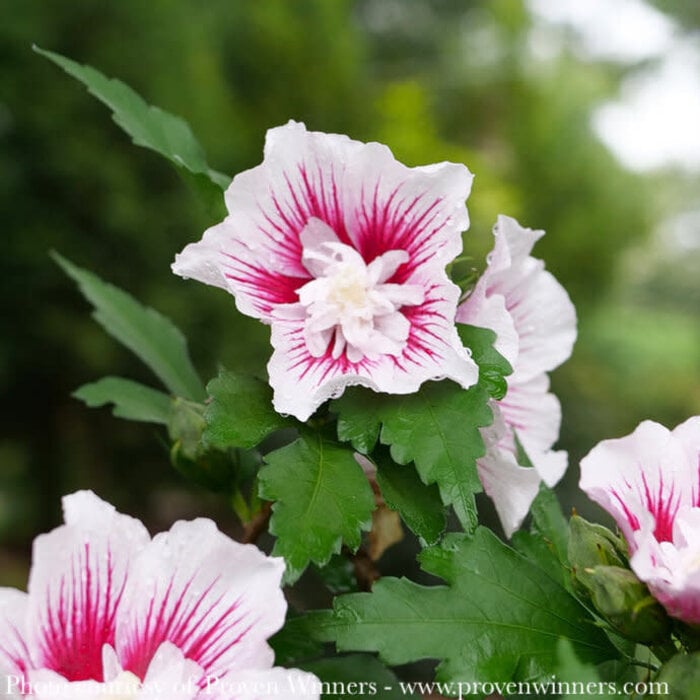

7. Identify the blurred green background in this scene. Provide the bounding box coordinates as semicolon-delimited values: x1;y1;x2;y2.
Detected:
1;0;699;586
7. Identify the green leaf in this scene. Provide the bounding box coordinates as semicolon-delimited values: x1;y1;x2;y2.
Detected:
34;46;229;191
373;450;445;546
55;254;205;402
554;638;601;699
513;484;571;586
530;483;570;566
331;528;616;685
332;388;383;454
73;376;172;424
202;370;291;450
379;381;493;532
457;324;513;400
655;652;700;699
301;655;419;700
334;330;508;532
259;433;375;583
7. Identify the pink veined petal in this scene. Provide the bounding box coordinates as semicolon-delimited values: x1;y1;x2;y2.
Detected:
268;273;478;421
26;491;150;683
0;589;31;686
203;667;321;700
629;512;700;625
116;519;286;684
342;144;472;274
671;415;700;505
498;374;567;487
458;215;576;380
579;421;692;548
477;407;542;538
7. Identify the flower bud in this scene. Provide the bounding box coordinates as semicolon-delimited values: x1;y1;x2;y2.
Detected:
586;566;671;644
568;514;627;596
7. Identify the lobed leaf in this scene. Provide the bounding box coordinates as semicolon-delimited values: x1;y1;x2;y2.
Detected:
55;254;205;401
73;376;172;424
259;433;375;583
379;381;493;532
331;528;616;685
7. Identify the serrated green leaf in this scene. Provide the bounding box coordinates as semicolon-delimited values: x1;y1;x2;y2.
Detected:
202;370;291;450
55;254;205;402
379;381;493;532
301;655;419;700
259;433;375;583
374;450;445;545
34;46;229;192
331;528;616;685
457;324;513;400
73;376;172;424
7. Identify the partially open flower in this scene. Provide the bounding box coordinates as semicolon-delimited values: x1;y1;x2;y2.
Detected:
0;491;319;699
457;215;577;536
580;417;700;625
173;121;478;421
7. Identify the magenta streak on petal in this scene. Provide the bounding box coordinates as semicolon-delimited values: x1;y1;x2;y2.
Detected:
0;624;31;679
223;256;301;314
40;544;124;682
353;181;443;273
638;470;679;543
122;574;248;681
611;489;641;534
297;164;351;246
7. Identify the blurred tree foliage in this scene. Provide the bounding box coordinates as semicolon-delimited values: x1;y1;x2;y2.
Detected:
0;0;697;565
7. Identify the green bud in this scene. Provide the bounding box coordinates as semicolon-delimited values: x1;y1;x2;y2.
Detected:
587;566;671;644
568;514;627;596
168;397;207;460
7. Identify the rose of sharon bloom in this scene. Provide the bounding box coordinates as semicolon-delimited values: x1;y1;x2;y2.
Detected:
457;215;577;536
0;491;320;700
580;418;700;625
173;120;478;421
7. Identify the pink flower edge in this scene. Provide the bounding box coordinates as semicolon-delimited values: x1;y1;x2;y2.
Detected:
580;417;700;624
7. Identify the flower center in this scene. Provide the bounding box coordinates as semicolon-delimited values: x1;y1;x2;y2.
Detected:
297;218;423;363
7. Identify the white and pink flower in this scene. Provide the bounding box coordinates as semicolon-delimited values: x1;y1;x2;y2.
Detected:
457;215;577;536
0;491;319;699
173;121;478;421
580;417;700;625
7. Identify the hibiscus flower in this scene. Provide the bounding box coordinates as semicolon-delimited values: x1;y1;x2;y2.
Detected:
457;215;577;536
173;121;478;421
580;417;700;624
0;491;319;699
